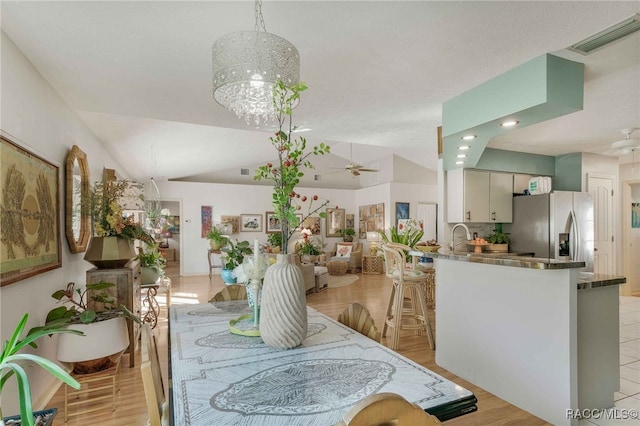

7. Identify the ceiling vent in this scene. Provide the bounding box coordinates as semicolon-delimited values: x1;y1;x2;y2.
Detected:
314;174;321;181
569;14;640;55
240;168;250;176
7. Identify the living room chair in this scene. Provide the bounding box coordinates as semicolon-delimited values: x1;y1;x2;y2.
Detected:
210;284;247;302
334;392;442;426
337;303;381;342
141;324;169;426
382;244;435;350
329;242;362;273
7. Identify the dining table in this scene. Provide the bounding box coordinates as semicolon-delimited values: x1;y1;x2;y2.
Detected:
169;300;477;425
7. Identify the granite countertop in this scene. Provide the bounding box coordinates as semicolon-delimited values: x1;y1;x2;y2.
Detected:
414;249;585;270
577;272;626;290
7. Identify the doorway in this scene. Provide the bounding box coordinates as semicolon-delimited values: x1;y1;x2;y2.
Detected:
622;181;640;296
159;199;183;278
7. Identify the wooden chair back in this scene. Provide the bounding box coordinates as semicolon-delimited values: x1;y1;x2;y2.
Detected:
210;284;247;302
335;392;442;426
141;323;166;426
338;303;382;342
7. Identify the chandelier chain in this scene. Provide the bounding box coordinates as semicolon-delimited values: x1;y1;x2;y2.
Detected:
255;0;267;33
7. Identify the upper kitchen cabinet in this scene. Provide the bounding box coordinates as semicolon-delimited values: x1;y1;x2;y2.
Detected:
447;169;513;223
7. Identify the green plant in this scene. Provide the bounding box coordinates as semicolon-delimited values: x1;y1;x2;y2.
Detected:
206;226;226;244
342;228;355;237
379;219;424;249
298;240;321;256
0;314;82;425
45;281;140;325
267;232;283;248
220;239;252;270
254;80;331;253
486;231;510;244
135;248;166;272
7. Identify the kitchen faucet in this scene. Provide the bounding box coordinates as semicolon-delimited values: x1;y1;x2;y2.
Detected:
450;223;472;251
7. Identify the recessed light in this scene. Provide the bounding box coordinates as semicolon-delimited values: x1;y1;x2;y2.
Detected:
500;120;519;128
458;145;470;150
462;135;476;141
455;161;464;165
456;154;467;158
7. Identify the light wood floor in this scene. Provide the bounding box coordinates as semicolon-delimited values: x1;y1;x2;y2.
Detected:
49;261;550;425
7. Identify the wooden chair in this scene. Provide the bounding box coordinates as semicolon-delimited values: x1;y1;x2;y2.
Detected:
382;244;435;350
337;303;382;342
335;392;442;426
209;284;247;302
141;324;169;426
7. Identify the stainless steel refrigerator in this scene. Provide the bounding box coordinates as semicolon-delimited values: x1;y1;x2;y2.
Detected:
506;191;594;272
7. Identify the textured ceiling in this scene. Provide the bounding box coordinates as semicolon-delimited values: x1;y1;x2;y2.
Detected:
1;1;638;189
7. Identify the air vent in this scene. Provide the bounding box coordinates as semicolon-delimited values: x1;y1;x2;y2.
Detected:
569;14;640;55
314;174;321;181
240;168;250;176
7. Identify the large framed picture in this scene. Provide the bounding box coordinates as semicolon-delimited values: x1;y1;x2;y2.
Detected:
265;211;281;234
326;208;345;237
240;214;262;232
1;134;62;286
395;202;410;227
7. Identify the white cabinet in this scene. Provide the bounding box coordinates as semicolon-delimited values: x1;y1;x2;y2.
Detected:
447;169;513;223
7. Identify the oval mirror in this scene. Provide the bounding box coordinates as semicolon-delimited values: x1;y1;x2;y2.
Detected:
65;145;90;253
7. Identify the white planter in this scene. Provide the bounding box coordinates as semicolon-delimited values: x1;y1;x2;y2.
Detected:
56;316;129;373
140;266;162;284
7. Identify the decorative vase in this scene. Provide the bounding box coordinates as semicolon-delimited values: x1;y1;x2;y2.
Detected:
220;268;237;284
210;240;223;250
259;254;308;349
84;236;135;269
140;266;162;284
56;316;129;374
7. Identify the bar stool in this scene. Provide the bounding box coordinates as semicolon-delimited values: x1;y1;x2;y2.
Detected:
381;244;435;350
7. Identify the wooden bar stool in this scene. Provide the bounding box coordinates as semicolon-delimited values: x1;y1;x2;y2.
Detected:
381;244;435;350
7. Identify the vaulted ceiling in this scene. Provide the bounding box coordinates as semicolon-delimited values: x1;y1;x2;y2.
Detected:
2;1;638;189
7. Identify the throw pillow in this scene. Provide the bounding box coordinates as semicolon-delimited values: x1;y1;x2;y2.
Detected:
336;244;353;258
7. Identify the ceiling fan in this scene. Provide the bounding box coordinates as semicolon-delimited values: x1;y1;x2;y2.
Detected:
604;128;640;156
333;144;379;176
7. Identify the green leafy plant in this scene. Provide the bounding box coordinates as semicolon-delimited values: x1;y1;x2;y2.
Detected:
135;248;166;272
0;314;82;425
267;232;283;248
254;80;331;253
379;219;424;249
46;282;140;325
220;239;253;270
486;231;510;244
206;226;226;245
342;228;356;240
297;240;321;256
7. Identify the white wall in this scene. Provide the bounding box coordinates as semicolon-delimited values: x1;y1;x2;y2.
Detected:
0;31;130;413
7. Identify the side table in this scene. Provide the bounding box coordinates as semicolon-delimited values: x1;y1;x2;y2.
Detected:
362;255;383;274
208;249;221;278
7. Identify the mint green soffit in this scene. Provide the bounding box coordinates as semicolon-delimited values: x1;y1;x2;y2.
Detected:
441;54;584;171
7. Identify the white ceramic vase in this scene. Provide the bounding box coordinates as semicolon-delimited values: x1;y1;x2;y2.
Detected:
259;254;308;349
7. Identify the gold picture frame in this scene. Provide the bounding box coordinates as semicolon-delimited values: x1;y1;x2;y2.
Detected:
1;133;61;286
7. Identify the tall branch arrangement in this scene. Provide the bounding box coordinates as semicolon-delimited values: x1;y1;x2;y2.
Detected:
254;81;330;253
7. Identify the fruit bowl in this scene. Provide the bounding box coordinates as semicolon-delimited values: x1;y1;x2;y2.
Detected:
466;241;489;253
415;245;441;253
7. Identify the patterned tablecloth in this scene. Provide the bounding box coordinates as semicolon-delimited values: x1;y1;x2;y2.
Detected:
170;301;476;425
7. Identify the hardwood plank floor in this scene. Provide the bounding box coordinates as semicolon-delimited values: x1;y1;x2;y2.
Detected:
49;261;549;425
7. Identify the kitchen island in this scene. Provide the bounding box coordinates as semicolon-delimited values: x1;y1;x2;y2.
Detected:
420;250;625;426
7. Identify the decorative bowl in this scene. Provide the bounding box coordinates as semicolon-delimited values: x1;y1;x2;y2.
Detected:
415;245;441;253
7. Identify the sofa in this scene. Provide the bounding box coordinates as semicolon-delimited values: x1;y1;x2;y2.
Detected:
268;253;315;294
328;242;362;273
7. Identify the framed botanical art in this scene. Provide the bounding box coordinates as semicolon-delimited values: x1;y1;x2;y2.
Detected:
1;134;62;286
265;211;281;234
326;208;345;237
240;214;262;232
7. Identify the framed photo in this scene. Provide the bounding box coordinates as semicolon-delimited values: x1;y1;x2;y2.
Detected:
359;220;367;239
303;216;321;235
221;215;239;234
326;208;345;237
1;134;62;286
265;211;281;234
346;214;355;229
396;202;410;226
240;214;262;232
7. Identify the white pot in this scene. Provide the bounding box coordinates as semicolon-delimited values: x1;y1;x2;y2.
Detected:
56;316;129;370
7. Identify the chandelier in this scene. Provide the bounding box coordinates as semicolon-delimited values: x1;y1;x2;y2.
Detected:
212;0;300;127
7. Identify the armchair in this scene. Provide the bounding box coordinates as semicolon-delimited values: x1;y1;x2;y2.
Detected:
328;242;362;273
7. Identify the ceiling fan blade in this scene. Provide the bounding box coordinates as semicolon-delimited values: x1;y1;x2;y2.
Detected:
357;168;379;172
351;170;360;176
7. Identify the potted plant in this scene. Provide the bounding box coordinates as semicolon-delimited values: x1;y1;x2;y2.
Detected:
206;226;226;251
342;228;356;242
485;230;510;253
267;232;283;253
1;314;82;426
379;219;424;249
45;282;140;374
297;239;321;264
219;240;252;284
135;248;166;284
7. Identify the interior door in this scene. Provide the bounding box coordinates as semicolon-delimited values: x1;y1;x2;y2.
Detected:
587;174;614;275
